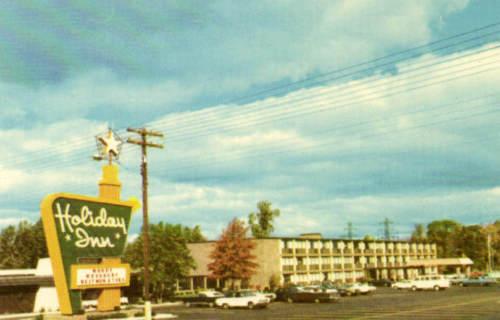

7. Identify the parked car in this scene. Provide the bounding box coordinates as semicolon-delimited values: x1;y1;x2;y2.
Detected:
318;282;341;294
408;275;450;291
353;282;377;294
460;276;497;287
369;279;393;287
260;291;277;301
276;285;340;303
239;289;277;302
180;290;224;307
215;291;269;309
336;283;359;296
445;274;467;286
391;280;413;290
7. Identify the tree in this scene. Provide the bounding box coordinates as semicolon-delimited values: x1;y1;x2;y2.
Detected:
410;224;426;242
248;201;280;238
124;223;198;302
0;220;48;269
182;225;206;242
208;218;258;289
363;234;375;241
427;220;462;258
455;225;487;270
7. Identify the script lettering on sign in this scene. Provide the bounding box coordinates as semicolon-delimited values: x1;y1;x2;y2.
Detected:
54;202;127;249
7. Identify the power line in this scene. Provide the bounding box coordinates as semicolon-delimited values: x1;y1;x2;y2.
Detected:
149;44;500;144
159;103;500;175
146;33;500;139
4;42;500;171
3;23;499;167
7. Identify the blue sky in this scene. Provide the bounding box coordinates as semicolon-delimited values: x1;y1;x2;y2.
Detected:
1;0;500;239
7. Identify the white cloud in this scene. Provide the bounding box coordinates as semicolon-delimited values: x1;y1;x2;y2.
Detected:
5;1;500;240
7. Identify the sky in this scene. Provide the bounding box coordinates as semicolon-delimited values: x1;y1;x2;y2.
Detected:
1;0;500;240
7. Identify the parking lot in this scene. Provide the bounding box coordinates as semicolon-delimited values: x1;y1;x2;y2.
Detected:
157;286;500;320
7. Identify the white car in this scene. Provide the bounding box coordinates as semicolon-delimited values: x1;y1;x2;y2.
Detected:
240;289;276;301
352;283;376;294
215;291;270;309
408;275;450;291
392;280;413;290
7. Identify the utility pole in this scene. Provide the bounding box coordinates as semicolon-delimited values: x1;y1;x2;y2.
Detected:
127;128;164;320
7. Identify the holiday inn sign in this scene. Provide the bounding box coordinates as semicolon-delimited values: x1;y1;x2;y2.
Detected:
40;129;139;315
41;192;138;314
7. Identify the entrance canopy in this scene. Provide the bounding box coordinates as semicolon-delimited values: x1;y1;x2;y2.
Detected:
406;257;473;268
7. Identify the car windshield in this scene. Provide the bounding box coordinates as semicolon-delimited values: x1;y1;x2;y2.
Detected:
239;291;255;297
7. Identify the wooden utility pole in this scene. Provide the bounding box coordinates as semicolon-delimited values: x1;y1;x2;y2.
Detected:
127;128;163;320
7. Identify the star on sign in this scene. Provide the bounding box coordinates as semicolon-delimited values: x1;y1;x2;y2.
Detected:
115;233;121;239
65;234;71;241
99;130;122;157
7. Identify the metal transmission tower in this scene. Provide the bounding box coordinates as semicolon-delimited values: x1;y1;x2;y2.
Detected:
487;233;493;273
126;127;164;320
381;218;394;240
344;221;355;239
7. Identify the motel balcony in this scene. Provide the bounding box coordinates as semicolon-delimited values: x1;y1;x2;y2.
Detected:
295;248;307;256
332;249;342;256
320;248;332;255
309;264;320;271
282;265;294;273
296;264;308;272
308;249;320;256
321;264;332;271
343;249;354;255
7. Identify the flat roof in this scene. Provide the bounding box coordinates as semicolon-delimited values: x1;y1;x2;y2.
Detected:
188;236;432;244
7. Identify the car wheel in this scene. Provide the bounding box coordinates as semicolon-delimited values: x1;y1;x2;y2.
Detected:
248;302;254;309
459;282;464;287
411;286;417;292
314;298;320;303
433;285;440;291
287;297;294;303
185;302;191;308
208;302;214;308
223;303;230;309
346;291;352;297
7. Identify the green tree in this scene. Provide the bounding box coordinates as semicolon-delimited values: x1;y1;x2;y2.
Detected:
363;234;375;241
427;219;462;258
455;225;487;270
248;201;280;238
182;225;206;242
208;218;258;289
410;224;426;242
124;223;198;302
0;220;48;268
0;225;17;268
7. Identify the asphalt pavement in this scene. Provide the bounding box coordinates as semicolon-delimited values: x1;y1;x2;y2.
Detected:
156;286;500;320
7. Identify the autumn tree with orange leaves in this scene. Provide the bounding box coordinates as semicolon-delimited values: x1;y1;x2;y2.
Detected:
208;218;258;289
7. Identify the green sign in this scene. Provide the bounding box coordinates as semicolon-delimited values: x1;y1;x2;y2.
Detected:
41;193;136;314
